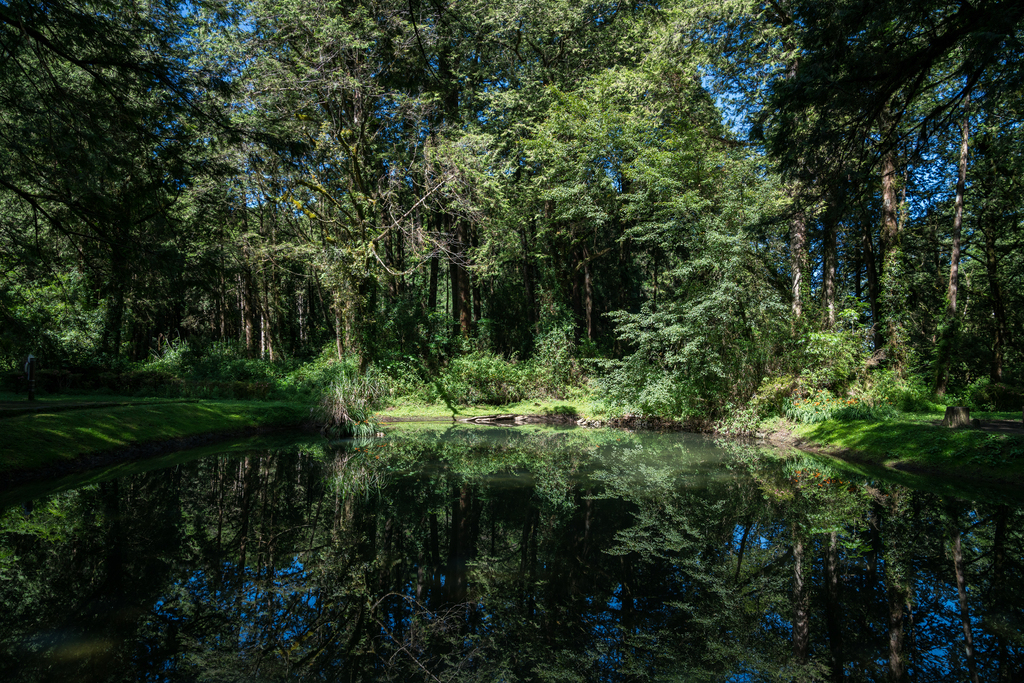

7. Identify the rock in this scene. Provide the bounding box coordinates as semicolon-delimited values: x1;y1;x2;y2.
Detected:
971;418;981;428
942;406;972;428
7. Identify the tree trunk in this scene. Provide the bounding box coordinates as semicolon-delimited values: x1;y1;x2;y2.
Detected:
823;216;837;328
428;255;439;312
584;258;594;341
450;220;471;336
791;207;806;319
880;122;900;256
879;110;905;371
522;221;538;328
947;108;969;317
983;220;1006;383
243;273;256;358
936;107;970;395
942;406;972;428
863;225;883;350
471;226;482;327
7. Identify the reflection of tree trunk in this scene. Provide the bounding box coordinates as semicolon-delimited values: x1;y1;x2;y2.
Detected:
735;521;752;583
792;526;809;664
952;525;980;683
235;457;257;650
446;484;471;603
520;499;539;619
992;506;1009;682
884;493;910;683
825;531;844;682
886;579;908;682
101;480;124;594
237;458;257;579
428;512;441;606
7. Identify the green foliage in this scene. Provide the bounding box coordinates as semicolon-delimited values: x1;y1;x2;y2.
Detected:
750;375;800;419
315;374;386;438
425;352;534;406
532;317;586;390
784;391;898;425
866;370;938;413
799;311;869;393
956;377;1024;412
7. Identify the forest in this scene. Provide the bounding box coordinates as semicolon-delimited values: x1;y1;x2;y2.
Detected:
2;0;1022;425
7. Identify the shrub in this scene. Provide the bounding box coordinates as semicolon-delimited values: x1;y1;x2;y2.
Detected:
961;378;1023;412
866;370;937;413
426;352;532;406
315;374;387;437
749;375;799;418
800;327;865;393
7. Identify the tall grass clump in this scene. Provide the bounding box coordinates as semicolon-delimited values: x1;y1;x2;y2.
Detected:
316;374;387;437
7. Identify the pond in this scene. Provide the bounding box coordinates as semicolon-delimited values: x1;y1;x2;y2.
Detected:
1;424;1022;682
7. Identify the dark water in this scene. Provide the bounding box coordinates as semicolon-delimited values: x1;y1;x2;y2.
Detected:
1;424;1022;682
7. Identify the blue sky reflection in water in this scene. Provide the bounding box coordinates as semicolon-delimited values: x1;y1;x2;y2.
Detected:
1;424;1022;681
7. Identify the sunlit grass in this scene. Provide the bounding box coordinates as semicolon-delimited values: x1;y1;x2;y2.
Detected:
0;401;308;473
378;396;597;420
790;409;1024;485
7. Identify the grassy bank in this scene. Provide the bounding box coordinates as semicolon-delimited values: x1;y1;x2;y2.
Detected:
377;396;596;421
781;410;1024;486
0;399;309;475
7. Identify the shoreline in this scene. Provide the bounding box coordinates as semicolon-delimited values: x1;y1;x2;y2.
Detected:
3;398;1022;496
0;424;310;493
0;400;310;490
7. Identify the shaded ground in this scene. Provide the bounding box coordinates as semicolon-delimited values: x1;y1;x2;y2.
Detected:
0;399;192;417
928;418;1024;436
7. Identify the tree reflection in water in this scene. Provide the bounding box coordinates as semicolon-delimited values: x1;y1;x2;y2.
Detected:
1;425;1022;682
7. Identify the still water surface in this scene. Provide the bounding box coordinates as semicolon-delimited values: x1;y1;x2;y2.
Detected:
1;424;1022;682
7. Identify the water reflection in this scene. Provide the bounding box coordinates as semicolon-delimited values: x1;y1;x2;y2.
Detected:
1;425;1022;682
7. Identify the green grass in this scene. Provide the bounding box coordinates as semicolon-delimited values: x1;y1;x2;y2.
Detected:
0;390;189;404
788;410;1024;486
0;400;309;474
377;396;597;420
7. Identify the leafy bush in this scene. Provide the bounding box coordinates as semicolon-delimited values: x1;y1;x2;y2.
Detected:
749;375;800;419
532;319;585;390
800;322;867;393
866;370;937;413
592;358;699;419
960;378;1023;412
426;352;534;406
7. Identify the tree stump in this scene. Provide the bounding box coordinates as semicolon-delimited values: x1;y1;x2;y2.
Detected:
942;406;972;428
